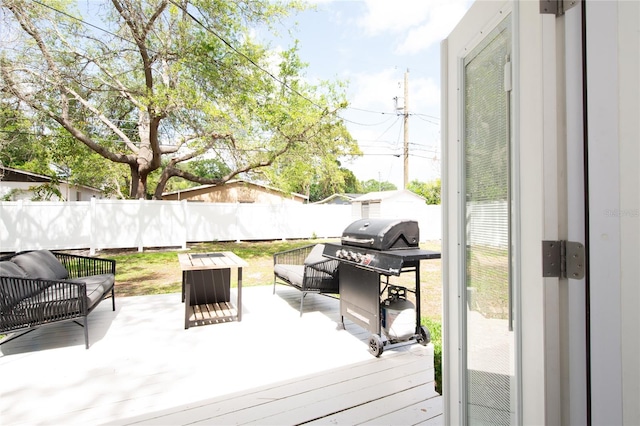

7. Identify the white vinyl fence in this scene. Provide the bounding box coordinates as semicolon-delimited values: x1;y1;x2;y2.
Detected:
0;199;442;254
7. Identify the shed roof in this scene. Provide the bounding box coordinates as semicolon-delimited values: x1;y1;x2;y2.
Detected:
352;189;425;202
312;193;360;204
0;166;102;192
162;179;308;202
1;166;52;183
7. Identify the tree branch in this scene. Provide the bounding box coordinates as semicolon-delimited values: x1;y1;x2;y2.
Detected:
5;1;69;119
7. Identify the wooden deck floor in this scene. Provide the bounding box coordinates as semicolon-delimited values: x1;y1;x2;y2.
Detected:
0;285;442;425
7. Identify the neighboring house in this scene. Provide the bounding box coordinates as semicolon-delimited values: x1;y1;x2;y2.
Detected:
442;1;638;425
312;193;359;205
350;190;425;219
0;166;105;201
162;180;308;204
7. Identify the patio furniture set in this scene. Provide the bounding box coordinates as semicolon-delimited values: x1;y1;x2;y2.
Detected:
0;249;115;349
0;220;439;356
0;244;331;349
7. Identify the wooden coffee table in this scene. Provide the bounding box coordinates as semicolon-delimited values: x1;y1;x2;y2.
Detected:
178;252;248;329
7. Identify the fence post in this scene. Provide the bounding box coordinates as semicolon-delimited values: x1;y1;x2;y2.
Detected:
15;199;23;252
181;200;188;250
137;198;144;252
90;197;97;255
235;202;241;243
279;203;286;241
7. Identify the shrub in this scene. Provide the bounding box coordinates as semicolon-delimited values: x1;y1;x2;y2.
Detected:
423;317;442;395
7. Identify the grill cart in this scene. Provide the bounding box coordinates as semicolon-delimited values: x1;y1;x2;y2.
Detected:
323;218;441;357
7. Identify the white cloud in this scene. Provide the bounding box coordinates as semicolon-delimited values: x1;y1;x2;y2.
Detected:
356;0;435;35
355;0;472;54
340;67;442;187
348;68;404;111
347;68;439;114
396;1;470;54
412;77;440;110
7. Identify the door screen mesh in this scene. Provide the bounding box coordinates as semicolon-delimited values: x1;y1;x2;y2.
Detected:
463;15;514;425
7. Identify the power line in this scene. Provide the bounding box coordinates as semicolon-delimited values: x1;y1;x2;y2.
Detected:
168;0;327;113
412;112;440;121
27;0;328;116
335;114;398;127
346;106;440;122
413;114;440;125
32;0;133;47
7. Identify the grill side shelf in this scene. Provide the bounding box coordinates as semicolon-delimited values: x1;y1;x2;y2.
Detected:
322;243;441;277
323;253;404;276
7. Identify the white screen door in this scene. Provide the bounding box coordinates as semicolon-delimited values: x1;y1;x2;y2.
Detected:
443;1;596;424
461;14;515;425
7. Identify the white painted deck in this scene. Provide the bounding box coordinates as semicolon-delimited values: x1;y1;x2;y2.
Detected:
0;285;442;425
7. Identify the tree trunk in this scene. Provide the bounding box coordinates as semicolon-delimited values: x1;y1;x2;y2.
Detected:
153;167;175;200
129;164;141;199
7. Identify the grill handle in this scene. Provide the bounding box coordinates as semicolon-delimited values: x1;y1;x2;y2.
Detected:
341;236;374;245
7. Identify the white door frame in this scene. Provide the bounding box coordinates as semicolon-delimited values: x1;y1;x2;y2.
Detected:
442;1;591;424
443;1;639;424
441;2;525;424
585;2;624;424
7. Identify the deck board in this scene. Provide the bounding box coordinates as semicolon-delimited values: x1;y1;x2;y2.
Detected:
1;285;442;425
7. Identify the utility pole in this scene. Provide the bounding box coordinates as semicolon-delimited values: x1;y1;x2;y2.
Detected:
403;69;409;189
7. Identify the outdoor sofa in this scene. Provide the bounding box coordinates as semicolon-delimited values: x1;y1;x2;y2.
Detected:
273;244;340;316
0;249;116;349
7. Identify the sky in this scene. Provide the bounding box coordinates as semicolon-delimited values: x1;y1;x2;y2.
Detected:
265;0;473;189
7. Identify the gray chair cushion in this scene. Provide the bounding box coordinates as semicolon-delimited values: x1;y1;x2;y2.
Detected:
67;274;114;308
0;262;32;309
274;264;304;287
11;250;69;280
81;273;115;290
28;274;113;310
303;244;326;266
85;281;107;308
0;261;27;278
303;244;336;275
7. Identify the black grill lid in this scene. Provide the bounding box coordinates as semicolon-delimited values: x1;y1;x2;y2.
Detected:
341;218;419;251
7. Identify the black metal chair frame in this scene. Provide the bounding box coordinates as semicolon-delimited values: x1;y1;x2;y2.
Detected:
0;251;116;349
273;244;340;316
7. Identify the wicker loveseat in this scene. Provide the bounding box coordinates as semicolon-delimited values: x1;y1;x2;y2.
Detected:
273;244;340;316
0;250;116;349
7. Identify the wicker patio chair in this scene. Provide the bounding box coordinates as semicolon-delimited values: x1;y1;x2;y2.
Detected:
273;244;339;316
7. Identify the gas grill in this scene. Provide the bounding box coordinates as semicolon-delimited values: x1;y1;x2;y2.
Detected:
322;218;441;356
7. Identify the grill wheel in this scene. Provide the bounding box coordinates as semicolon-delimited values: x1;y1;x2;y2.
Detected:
419;325;431;345
369;334;384;357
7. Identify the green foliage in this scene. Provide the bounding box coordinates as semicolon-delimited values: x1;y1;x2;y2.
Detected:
264;119;362;202
29;181;63;201
408;178;441;205
0;102;126;198
359;179;397;193
423;317;443;395
1;0;354;200
152;158;232;194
